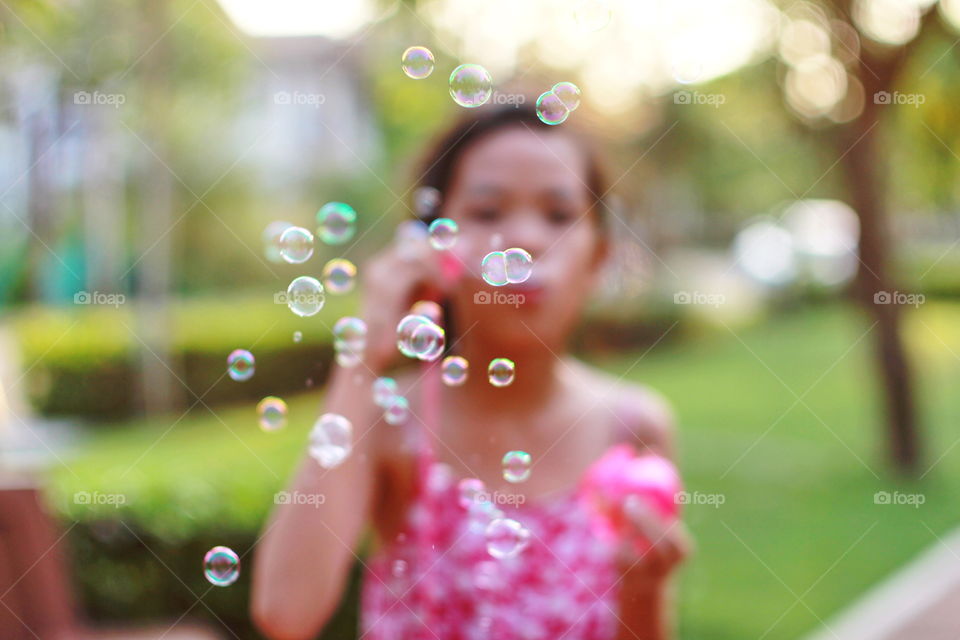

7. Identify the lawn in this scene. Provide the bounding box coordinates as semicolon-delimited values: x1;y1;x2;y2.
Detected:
47;300;960;639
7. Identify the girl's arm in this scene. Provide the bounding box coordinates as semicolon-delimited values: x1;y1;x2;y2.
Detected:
250;364;382;640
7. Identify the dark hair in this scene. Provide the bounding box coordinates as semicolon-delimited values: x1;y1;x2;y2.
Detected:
412;102;609;226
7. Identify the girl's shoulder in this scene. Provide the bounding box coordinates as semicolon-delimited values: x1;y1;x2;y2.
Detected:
564;357;676;458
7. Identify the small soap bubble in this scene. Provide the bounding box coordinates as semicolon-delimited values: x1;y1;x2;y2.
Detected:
278;226;314;264
551;82;581;111
501;450;532;483
449;64;493;108
257;396;288;432
384;395;410;425
309;413;353;469
373;377;399;408
504;247;533;283
316;202;357;245
203;546;240;587
402;46;435;79
321;259;357;294
293;331;303;343
485;518;531;559
413;186;441;218
481;251;508;286
286;276;325;317
488;358;515;387
441;356;469;386
428;218;458;250
227;349;255;382
536;91;569;126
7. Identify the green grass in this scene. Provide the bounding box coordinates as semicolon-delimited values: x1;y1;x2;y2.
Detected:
48;301;960;639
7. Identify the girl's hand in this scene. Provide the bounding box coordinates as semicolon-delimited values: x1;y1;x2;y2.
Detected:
617;495;692;590
359;231;449;374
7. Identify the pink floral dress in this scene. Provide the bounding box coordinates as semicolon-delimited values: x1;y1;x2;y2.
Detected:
359;452;623;640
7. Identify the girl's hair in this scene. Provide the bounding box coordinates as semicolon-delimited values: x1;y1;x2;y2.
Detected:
412;102;610;227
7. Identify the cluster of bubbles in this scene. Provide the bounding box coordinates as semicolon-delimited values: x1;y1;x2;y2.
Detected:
286;276;325;317
204;546;240;587
397;314;445;362
321;259;357;295
333;317;367;368
536;82;582;126
441;355;469;386
427;218;458;250
309;413;353;469
401;46;435;79
372;377;409;426
257;396;288;432
481;248;533;287
485;517;531;559
488;358;516;387
316;202;357;245
449;64;493;108
501;450;532;483
227;349;255;382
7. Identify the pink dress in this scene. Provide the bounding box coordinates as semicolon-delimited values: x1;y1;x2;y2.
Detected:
359;449;624;640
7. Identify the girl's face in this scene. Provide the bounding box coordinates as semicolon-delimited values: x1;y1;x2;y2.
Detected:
443;125;606;352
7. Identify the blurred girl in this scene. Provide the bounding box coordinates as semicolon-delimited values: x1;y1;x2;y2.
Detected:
252;103;690;640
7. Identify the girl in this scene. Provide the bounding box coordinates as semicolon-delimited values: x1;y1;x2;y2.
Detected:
252;103;690;640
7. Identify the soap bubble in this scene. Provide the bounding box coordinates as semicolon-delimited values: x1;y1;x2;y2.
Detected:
402;46;435;79
449;64;493;108
501;450;532;483
481;251;508;286
441;356;469;386
316;202;357;245
485;518;531;559
573;0;611;31
373;377;399;408
384;395;410;425
322;259;357;294
333;317;367;366
413;186;441;218
428;218;458;250
286;276;325;317
536;91;569;126
293;331;303;343
227;349;255;381
504;247;533;283
203;546;240;587
488;358;515;387
397;314;445;361
278;226;314;264
458;477;486;508
257;396;288;432
551;82;581;111
309;413;353;468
